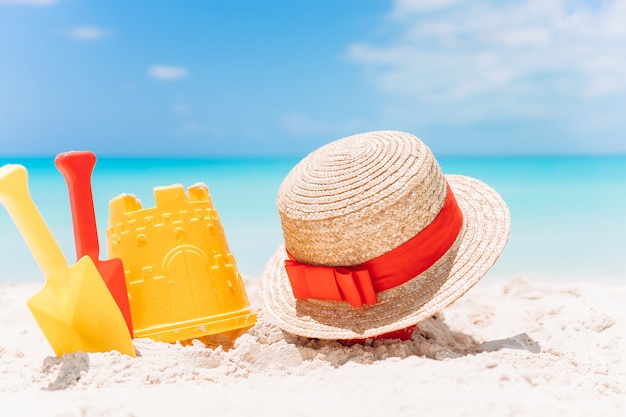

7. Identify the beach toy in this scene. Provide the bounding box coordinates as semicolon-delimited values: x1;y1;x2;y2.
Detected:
0;164;135;357
107;182;256;345
55;151;133;338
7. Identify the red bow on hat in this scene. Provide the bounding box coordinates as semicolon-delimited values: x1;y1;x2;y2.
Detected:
284;183;464;308
285;260;377;307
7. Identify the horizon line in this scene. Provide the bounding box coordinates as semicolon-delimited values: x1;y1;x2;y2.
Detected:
1;151;626;160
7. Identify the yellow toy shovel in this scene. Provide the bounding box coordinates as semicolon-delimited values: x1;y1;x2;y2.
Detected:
0;164;135;357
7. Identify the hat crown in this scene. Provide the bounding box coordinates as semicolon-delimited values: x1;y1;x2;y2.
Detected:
278;131;448;266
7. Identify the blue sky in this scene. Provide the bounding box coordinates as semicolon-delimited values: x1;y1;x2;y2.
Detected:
1;0;625;156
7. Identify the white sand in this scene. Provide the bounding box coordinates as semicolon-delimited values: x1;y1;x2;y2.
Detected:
1;275;624;417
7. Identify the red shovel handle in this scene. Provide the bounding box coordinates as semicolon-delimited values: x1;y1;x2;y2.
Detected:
54;151;99;261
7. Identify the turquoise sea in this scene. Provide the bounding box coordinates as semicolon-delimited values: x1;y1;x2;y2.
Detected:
0;155;625;286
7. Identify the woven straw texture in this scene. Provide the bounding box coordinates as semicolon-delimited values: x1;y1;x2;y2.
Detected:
260;131;511;339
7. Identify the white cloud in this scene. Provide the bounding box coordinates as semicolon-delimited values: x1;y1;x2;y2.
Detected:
69;26;111;41
148;65;189;81
0;0;56;5
348;0;626;125
499;27;551;45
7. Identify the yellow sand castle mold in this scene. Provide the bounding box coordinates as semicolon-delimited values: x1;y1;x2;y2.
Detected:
106;182;256;345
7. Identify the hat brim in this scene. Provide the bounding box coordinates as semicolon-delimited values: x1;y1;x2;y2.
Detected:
259;175;511;340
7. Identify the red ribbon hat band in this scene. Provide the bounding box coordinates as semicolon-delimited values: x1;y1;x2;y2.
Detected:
284;183;464;307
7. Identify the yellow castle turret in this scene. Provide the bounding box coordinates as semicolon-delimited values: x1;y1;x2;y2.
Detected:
106;182;256;345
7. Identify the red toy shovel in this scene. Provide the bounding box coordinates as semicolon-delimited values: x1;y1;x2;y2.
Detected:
55;151;133;338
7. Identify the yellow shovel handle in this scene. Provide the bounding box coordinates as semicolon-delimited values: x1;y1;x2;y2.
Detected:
0;165;68;284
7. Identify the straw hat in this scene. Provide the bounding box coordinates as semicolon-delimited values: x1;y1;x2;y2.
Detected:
259;130;510;340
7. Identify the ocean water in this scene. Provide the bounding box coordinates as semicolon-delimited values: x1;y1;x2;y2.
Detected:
0;154;624;286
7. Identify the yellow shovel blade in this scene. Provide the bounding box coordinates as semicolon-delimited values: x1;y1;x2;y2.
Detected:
27;255;136;357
